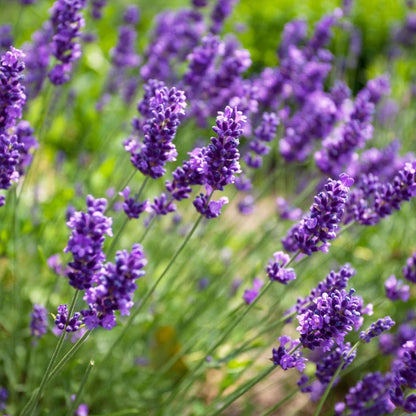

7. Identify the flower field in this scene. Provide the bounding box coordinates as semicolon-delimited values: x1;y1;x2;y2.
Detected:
1;0;416;415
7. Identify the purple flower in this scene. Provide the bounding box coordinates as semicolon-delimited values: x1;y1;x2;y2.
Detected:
210;0;237;34
123;5;140;25
297;288;364;351
126;81;186;179
48;0;87;85
54;304;83;333
0;47;26;131
64;195;113;290
193;194;229;219
243;277;263;305
385;275;410;301
360;317;395;343
204;106;246;191
30;304;48;338
91;0;106;19
0;387;8;411
119;187;148;220
276;197;302;221
272;336;306;372
0;25;13;52
266;251;296;284
282;174;353;255
76;403;89;416
15;120;38;175
403;252;416;283
151;193;176;216
335;372;395;415
82;244;147;330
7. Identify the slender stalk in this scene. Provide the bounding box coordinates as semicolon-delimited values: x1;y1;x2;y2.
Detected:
48;330;91;380
21;290;80;416
67;360;94;416
208;366;275;416
101;213;204;363
314;341;360;416
260;386;300;416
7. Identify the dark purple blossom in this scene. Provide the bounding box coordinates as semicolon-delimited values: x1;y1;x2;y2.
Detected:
360;317;395;343
243;277;263;305
297;287;364;351
0;387;7;411
193;194;229;219
0;47;26;131
123;5;140;25
54;304;83;333
282;174;353;255
276;197;302;221
30;304;48;338
140;9;205;82
15;120;38;175
151;193;176;216
266;251;296;284
210;0;237;34
64;195;113;290
82;244;147;330
119;187;148;219
335;372;395;416
0;25;13;52
272;335;306;371
91;0;107;19
48;0;87;85
385;275;410;301
126;81;186;179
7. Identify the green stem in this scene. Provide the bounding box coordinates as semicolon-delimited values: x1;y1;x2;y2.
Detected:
314;341;360;416
260;386;300;416
67;360;94;416
101;213;204;363
208;366;275;416
21;290;80;416
48;330;91;381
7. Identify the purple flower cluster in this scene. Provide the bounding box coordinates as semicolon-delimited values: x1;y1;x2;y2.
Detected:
345;162;416;226
244;112;279;169
282;174;353;255
64;195;113;290
243;277;263;305
210;0;238;34
140;9;205;82
161;106;245;219
54;304;83;332
30;304;48;338
266;251;296;284
271;336;306;371
48;0;87;85
297;288;363;351
385;275;409;301
91;0;107;20
125;80;187;179
120;187;148;220
0;48;37;203
335;372;395;416
360;317;395;343
0;387;7;411
315;76;390;175
82;244;147;330
390;340;416;412
0;25;13;52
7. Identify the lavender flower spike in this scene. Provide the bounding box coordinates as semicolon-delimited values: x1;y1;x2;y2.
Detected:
48;0;87;85
65;195;113;290
403;252;416;283
282;173;353;255
127;81;187;179
360;317;395;343
385;275;409;301
30;304;48;338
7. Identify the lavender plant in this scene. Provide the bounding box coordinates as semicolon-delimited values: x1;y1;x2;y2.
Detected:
1;1;416;415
